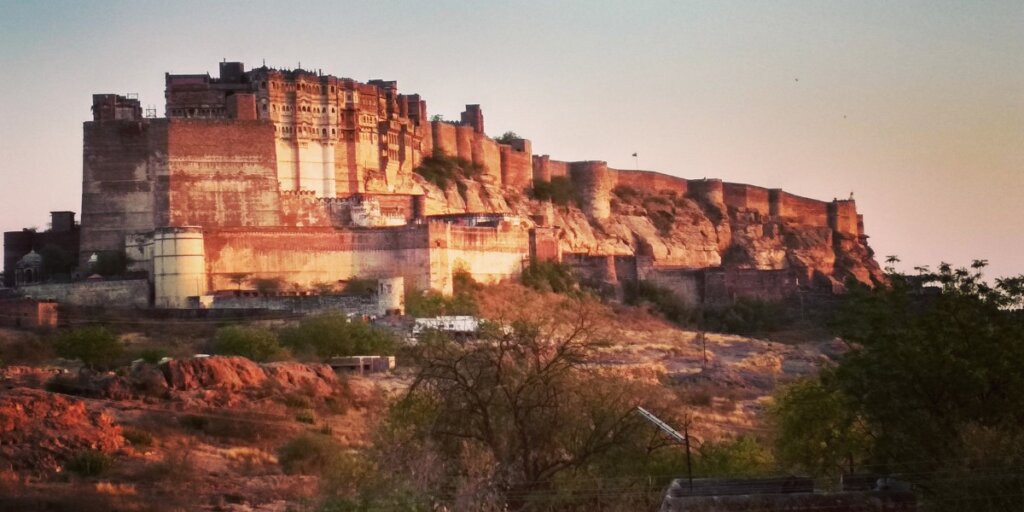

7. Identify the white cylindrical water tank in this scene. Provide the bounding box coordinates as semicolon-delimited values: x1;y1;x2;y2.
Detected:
377;276;405;316
152;227;207;308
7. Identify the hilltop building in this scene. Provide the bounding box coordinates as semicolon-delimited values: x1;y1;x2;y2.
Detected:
5;61;881;309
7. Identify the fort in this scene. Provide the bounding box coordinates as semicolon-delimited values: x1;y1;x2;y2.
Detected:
4;61;883;309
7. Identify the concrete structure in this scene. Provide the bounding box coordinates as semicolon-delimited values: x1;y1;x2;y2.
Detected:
377;276;404;316
660;477;916;511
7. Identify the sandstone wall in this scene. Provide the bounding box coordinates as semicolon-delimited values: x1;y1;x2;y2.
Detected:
501;143;533;191
775;191;829;227
470;135;500;184
165;120;282;227
431;121;457;157
723;183;771;217
828;200;859;237
203;227;434;292
569;161;613;219
427;222;530;293
81;119;167;260
18;280;150;308
612;169;689;196
455;125;474;163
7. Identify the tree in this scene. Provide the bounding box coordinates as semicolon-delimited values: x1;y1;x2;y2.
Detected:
390;297;682;508
279;313;397;359
226;272;251;291
212;325;286;362
774;261;1024;509
53;326;123;369
494;131;521;144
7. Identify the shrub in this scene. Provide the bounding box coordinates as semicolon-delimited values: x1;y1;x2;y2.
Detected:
702;297;789;335
612;185;640;202
279;313;397;359
404;282;479;318
531;176;576;206
67;450;113;477
278;434;343;475
413;151;484;189
295;409;316;424
494;130;521;144
212;325;286;362
122;428;154;449
52;326;122;369
521;260;577;294
137;348;168;364
623;280;697;326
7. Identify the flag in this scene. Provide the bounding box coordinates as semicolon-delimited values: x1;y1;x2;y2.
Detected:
631;152;638;157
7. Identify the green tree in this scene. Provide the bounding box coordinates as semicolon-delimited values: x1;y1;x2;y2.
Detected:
53;326;123;369
520;260;577;294
279;313;397;359
212;325;286;362
774;261;1024;510
389;297;682;509
494;131;521;144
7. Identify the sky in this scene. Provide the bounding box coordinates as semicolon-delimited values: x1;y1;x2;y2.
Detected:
0;0;1021;279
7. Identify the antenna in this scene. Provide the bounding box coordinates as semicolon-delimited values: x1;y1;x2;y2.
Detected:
637;407;694;492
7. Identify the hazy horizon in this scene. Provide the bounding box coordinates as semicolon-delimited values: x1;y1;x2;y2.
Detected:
1;0;1021;279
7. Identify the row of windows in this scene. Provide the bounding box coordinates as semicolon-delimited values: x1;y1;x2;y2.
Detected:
260;80;358;102
276;125;338;136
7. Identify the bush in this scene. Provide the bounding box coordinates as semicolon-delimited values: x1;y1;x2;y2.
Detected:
279;313;397;359
212;325;286;362
531;176;577;206
413;151;484;189
404;272;480;317
494;130;522;144
67;450;112;477
278;434;343;475
702;298;789;335
122;428;154;449
521;260;577;294
624;280;696;325
52;326;122;369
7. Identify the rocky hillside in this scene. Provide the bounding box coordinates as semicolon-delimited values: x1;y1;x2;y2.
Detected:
415;170;884;288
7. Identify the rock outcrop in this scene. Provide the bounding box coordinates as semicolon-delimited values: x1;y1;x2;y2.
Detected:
0;388;123;473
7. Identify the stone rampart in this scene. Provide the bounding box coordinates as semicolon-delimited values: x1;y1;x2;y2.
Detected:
723;182;772;217
775;191;829;227
81;119;167;261
611;169;689;197
569;161;613;219
165;119;282;227
18;279;150;308
828;199;859;237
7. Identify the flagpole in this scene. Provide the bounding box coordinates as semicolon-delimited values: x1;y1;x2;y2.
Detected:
632;152;639;170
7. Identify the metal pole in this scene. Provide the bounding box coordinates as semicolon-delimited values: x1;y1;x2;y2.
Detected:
684;424;694;492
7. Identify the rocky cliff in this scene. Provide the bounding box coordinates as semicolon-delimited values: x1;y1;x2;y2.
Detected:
414;170;884;289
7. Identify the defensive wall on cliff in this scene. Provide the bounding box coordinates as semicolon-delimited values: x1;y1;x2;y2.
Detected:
61;61;880;310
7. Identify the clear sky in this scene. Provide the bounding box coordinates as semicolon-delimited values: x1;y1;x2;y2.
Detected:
1;0;1021;279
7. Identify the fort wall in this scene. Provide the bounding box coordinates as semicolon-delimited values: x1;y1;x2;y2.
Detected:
500;139;533;191
569;161;613;219
203;227;434;293
165;120;282;227
18;279;150;309
431;121;457;157
472;134;502;184
723;182;772;216
775;191;829;227
611;169;689;197
828;200;859;237
81;119;167;260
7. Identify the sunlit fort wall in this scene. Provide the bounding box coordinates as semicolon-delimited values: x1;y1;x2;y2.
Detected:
76;61;863;307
